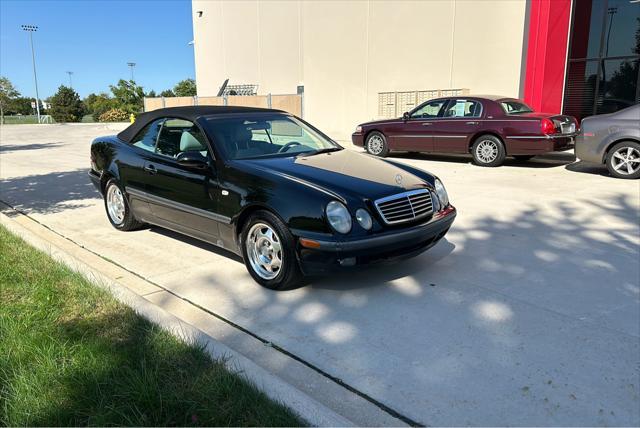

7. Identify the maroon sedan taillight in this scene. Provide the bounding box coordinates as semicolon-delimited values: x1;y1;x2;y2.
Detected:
541;118;555;135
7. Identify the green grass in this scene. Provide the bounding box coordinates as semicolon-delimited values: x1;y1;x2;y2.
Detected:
1;115;43;125
0;225;304;426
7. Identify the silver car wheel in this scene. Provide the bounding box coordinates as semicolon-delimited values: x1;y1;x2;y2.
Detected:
106;184;126;225
476;140;498;163
611;146;640;175
246;222;283;280
367;135;384;155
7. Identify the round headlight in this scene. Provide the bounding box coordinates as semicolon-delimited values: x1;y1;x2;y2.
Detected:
326;201;352;234
434;179;449;207
355;208;372;230
355;125;363;133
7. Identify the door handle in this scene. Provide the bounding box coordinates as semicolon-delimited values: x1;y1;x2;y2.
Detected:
465;121;478;125
144;164;157;174
422;122;432;126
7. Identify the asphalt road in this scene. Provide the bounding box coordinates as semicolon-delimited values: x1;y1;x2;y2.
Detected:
1;123;639;426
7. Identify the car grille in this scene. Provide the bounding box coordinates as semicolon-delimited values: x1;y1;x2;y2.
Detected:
374;189;433;225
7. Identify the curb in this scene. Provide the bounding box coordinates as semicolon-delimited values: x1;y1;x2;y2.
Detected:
0;207;353;427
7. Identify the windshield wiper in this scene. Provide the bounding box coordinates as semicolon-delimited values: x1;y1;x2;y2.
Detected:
306;147;343;156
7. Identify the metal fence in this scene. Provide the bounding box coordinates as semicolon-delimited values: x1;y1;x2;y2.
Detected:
144;94;303;117
1;115;55;125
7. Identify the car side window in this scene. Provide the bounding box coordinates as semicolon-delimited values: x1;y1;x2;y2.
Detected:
410;100;448;119
442;99;482;118
131;119;164;152
155;118;209;158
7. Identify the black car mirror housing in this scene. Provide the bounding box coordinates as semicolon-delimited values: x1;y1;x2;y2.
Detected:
177;151;209;170
402;112;410;121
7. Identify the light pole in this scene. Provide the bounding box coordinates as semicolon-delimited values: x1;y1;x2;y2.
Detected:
66;71;74;88
127;62;136;81
21;24;41;123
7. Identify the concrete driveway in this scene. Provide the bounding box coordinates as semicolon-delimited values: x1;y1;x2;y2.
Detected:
1;124;639;426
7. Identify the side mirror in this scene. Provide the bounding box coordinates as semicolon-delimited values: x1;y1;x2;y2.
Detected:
402;112;410;121
177;151;209;170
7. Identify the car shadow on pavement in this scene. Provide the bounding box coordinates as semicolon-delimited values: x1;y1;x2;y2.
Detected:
0;142;65;153
565;160;612;177
389;151;576;169
150;227;244;263
0;168;99;215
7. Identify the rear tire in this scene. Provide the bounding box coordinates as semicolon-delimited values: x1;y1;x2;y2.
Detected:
513;155;535;161
104;179;144;231
365;131;389;157
606;141;640;179
241;210;303;290
472;135;506;167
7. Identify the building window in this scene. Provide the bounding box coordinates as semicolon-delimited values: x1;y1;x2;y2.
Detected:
563;0;640;120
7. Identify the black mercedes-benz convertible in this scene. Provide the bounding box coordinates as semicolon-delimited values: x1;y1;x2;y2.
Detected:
89;106;456;289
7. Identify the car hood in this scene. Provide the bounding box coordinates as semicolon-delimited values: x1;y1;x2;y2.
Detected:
238;149;430;201
358;118;401;127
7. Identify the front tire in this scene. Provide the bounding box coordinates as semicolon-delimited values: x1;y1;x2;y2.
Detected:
241;210;303;290
606;141;640;179
365;132;389;157
104;179;144;231
472;135;506;167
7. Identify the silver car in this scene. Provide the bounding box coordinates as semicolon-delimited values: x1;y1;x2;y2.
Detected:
575;104;640;179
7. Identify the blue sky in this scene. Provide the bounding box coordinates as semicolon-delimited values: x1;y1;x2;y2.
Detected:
0;0;195;99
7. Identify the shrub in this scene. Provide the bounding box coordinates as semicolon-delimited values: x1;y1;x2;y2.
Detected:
49;85;84;123
99;108;129;122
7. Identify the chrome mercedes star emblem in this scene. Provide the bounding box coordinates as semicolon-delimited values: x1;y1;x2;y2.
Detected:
395;174;403;184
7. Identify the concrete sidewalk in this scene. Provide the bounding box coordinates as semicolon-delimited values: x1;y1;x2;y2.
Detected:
1;124;639;426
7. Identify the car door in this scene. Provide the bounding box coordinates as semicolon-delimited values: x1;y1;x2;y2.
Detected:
392;99;448;152
142;118;222;239
121;118;165;222
432;99;482;153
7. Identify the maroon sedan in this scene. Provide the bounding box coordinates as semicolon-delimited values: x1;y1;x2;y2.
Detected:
352;95;577;167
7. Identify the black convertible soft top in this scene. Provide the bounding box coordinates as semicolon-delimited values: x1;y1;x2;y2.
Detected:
117;106;284;143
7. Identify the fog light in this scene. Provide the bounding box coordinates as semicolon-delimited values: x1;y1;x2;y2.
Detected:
355;208;372;230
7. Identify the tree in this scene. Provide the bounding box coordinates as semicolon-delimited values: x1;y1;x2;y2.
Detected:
173;78;197;97
0;76;20;124
146;89;157;98
109;79;145;114
49;85;85;123
160;89;175;97
84;92;116;121
7;97;33;115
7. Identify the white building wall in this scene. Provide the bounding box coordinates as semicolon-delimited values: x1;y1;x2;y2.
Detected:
192;0;528;141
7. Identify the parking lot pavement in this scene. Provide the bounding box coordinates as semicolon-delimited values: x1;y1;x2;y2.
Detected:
1;124;639;426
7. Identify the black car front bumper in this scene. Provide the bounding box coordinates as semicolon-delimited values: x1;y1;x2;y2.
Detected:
295;207;456;275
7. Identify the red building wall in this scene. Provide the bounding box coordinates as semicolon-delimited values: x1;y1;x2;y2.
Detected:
523;0;572;114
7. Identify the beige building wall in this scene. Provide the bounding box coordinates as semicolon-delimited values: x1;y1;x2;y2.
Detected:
192;0;528;141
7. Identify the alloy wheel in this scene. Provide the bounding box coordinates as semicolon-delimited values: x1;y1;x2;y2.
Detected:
106;184;126;225
246;222;283;280
367;135;384;155
476;140;498;163
611;146;640;176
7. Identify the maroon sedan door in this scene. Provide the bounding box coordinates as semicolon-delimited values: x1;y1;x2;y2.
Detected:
432;99;482;153
392;99;449;152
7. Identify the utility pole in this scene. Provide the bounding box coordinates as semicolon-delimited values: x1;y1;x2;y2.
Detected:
127;62;136;81
66;71;74;88
21;24;41;123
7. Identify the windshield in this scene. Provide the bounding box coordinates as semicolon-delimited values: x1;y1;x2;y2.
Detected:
500;100;534;114
203;113;340;160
